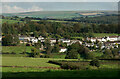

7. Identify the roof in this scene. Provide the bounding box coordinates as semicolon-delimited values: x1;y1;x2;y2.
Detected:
108;36;119;38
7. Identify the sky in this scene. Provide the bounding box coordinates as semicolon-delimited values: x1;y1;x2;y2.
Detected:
1;0;119;13
1;0;120;2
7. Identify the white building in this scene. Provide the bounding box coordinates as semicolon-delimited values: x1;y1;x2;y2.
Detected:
0;36;2;42
31;38;38;43
59;39;71;43
50;38;56;44
70;40;82;45
106;36;118;42
59;47;67;53
38;36;44;40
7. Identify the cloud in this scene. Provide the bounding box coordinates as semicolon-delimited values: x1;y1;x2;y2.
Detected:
2;5;43;13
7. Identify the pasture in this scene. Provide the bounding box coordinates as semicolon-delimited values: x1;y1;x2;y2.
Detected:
1;19;22;24
93;33;118;37
2;46;33;54
1;57;120;78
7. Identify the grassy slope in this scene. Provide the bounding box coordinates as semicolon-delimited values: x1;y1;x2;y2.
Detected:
2;46;33;54
2;57;60;67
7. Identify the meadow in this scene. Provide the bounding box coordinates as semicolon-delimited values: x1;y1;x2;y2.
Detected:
2;46;33;54
1;57;120;78
1;19;22;24
93;33;118;37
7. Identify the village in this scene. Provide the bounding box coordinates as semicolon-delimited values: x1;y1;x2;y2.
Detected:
2;35;119;53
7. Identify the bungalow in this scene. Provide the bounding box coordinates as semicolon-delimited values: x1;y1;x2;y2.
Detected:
59;47;67;53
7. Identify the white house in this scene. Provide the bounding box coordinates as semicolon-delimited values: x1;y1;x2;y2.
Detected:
106;36;118;42
0;36;2;42
50;38;56;44
19;35;30;43
38;36;44;40
70;40;82;45
30;38;38;43
59;39;71;43
59;47;67;53
87;37;96;42
117;36;120;41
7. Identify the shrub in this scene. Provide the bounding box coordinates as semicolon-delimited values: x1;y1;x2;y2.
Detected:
89;59;100;67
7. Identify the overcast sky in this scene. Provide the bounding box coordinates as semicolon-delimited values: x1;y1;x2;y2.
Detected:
1;0;119;13
1;0;120;2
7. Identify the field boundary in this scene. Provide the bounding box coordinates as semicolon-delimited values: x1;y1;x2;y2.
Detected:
0;66;61;69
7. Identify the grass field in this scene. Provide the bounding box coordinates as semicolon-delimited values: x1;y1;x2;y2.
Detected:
93;33;118;37
1;19;22;24
2;57;60;67
1;57;120;78
2;46;33;54
2;68;120;78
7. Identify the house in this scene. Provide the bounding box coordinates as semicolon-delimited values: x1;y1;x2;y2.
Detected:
30;38;38;43
117;36;120;41
0;36;2;42
50;38;56;44
106;36;118;42
19;35;30;43
70;40;82;45
59;47;67;53
104;41;120;49
86;37;96;42
38;36;44;40
59;39;71;43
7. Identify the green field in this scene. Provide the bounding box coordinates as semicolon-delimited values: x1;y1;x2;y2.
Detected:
93;33;118;37
1;19;22;24
3;11;82;19
2;68;119;78
1;57;120;78
2;46;33;54
2;57;60;67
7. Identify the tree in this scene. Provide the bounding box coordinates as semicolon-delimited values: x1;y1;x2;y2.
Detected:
65;49;78;59
34;40;41;49
45;39;52;54
89;59;100;67
52;44;60;53
2;34;13;46
31;48;40;57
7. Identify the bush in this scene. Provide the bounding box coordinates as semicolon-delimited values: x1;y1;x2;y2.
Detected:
44;54;52;58
11;52;16;54
89;59;100;67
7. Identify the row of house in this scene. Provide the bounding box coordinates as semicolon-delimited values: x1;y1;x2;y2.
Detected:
86;36;120;49
87;36;120;42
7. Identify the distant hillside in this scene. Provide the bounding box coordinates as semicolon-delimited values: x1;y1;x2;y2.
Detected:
2;11;118;19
